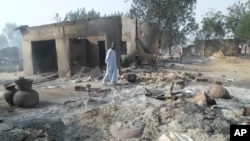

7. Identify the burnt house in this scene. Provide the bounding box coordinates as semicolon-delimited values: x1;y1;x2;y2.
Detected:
19;16;159;77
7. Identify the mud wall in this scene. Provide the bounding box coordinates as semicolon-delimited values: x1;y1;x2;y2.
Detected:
120;18;159;67
121;17;137;67
21;16;122;77
138;23;159;54
137;23;159;65
196;39;240;57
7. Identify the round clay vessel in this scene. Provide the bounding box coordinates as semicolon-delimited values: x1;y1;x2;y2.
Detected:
208;84;230;99
13;89;39;108
3;83;17;107
15;79;33;91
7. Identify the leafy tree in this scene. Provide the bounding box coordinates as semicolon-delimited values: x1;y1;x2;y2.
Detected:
235;13;250;40
225;1;249;37
127;0;197;54
198;10;226;40
103;11;125;17
63;8;100;21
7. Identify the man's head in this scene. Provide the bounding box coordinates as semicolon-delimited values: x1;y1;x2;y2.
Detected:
111;42;116;49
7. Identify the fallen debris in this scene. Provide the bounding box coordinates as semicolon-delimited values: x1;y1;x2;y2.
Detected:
189;92;216;107
242;107;250;117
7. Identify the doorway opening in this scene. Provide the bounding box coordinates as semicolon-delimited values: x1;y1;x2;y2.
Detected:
98;41;106;67
69;38;89;75
31;40;58;74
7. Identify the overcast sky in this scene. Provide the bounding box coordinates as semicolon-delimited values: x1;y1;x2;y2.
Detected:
0;0;248;31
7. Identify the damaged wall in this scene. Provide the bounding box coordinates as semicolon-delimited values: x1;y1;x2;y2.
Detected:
195;39;240;57
137;23;159;65
21;16;122;77
121;18;159;67
21;16;159;76
121;17;137;67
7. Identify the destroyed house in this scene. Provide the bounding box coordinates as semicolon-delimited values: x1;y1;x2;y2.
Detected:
19;16;159;77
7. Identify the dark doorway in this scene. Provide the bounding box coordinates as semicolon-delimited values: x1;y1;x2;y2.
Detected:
69;38;89;75
69;38;88;67
98;41;106;66
31;40;58;74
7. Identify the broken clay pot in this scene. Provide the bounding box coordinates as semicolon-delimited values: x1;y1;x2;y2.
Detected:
190;92;216;107
207;83;230;99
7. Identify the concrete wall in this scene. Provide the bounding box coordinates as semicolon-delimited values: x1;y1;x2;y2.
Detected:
21;16;122;77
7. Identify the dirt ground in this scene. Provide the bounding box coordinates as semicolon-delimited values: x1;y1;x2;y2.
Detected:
1;55;250;141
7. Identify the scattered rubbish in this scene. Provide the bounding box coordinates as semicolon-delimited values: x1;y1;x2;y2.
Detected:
190;92;216;107
47;85;60;89
110;121;145;139
72;79;82;83
75;86;86;91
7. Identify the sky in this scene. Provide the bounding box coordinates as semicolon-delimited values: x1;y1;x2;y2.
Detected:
0;0;248;31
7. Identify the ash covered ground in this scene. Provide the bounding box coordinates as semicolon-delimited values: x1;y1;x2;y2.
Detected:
1;55;250;141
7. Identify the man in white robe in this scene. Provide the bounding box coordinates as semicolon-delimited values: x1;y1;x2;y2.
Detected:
103;42;118;85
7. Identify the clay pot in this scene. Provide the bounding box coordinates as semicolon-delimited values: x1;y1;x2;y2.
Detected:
15;79;33;91
207;84;230;99
3;83;17;107
13;89;39;108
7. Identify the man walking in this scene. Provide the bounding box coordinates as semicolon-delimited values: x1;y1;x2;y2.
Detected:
103;42;118;85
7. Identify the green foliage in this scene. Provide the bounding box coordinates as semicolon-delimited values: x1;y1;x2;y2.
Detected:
64;8;100;21
198;10;226;40
103;11;125;17
235;13;250;40
52;8;101;22
225;1;248;34
127;0;197;53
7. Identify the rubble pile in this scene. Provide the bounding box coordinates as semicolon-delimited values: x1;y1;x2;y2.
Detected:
1;57;250;141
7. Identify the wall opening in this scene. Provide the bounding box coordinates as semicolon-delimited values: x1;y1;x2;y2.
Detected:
69;38;89;75
121;41;128;55
98;41;106;66
32;40;58;74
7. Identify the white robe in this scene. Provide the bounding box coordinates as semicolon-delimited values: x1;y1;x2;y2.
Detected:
103;48;117;84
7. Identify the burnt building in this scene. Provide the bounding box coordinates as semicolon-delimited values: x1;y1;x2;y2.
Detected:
19;16;159;77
